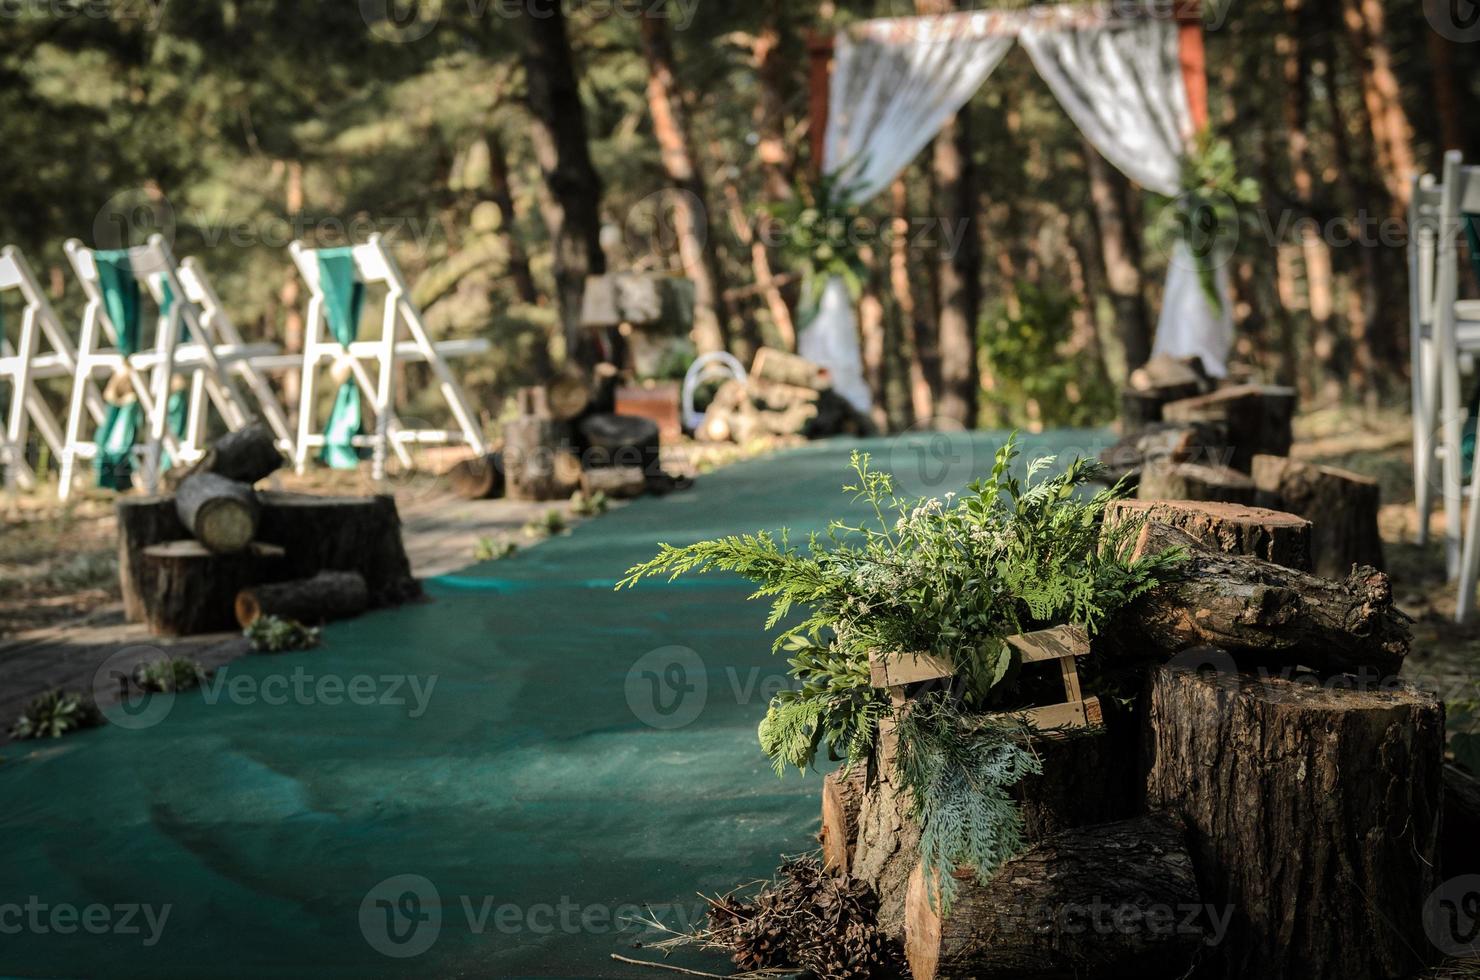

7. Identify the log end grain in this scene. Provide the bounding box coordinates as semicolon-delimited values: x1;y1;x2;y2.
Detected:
1106;498;1313;570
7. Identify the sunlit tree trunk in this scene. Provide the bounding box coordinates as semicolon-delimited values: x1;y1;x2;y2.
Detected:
485;132;539;306
519;3;606;368
640;2;747;359
1339;0;1416;212
1083;140;1151;376
892;176;935;424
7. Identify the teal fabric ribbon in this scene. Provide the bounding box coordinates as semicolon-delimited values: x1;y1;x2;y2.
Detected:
317;248;366;469
155;276;189;470
92;251;142;490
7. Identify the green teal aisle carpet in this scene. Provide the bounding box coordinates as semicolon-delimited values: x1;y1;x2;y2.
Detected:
0;430;1109;979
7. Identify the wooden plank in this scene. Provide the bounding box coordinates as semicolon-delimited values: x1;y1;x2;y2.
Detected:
1004;624;1090;664
1059;657;1084;703
869;649;955;688
1013;697;1103;733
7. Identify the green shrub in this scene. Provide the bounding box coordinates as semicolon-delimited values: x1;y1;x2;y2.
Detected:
524;509;567;539
474;538;519;562
245;616;321;653
133;657;210;693
9;690;102;740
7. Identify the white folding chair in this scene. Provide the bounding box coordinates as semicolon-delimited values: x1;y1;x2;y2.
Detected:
289;234;488;479
1409;151;1480;620
176;257;297;455
0;245;107;490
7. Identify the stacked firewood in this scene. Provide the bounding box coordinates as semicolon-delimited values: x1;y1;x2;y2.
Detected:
444;368;688;502
117;423;417;636
695;348;871;444
818;491;1465;980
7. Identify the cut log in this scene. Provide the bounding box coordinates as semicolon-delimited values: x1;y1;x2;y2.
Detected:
904;815;1202;980
175;472;260;554
1104;498;1313;570
552;450;584;498
1097;419;1230;488
444;452;505;500
234;570;369;628
1137;460;1255;504
1113;522;1410;676
820;768;867;875
579;465;646;500
141;541;286;636
188;421;284;485
1162;383;1297;472
503;416;564;501
1442;764;1480;878
850;763;921;940
1143;664;1443;980
1251;454;1385;575
117;496;188;623
547;370;593;422
256;492;419;606
1129;353;1210;393
577;413;661;472
751;346;831;391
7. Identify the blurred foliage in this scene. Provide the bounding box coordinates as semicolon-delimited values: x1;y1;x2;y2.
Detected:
978;283;1117;430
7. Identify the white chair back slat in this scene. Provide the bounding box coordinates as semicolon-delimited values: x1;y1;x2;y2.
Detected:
289;234;486;479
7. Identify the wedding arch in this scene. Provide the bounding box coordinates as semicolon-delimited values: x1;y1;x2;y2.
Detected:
800;1;1225;414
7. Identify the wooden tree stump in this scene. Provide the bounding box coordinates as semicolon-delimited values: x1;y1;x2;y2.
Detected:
235;570;369;627
1111;522;1410;677
256;493;419;606
579;465;646;500
1251;454;1385;575
117;496;188;623
577;413;661;472
1162;384;1297;472
1137;461;1255;504
1098;420;1230;487
1143;664;1443;980
821;768;867;875
1104;499;1313;570
850;762;921;940
444;452;505;500
503;416;564;501
904;815;1202;980
141;541;286;636
175;472;260;554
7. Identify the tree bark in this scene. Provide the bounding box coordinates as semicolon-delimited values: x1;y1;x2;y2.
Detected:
930;111;980;428
820;768;867;875
503;416;566;501
519;3;606;367
639;2;742;358
579;465;646;500
141;541;286;637
117;496;188;623
234;570;369;628
1136;461;1256;505
1113;522;1410;677
1161;384;1297;472
445;452;505;500
893;176;935;423
255;492;419;606
485;131;539;305
1104;498;1313;570
904;815;1202;980
185;421;283;486
1251;454;1385;576
577;413;661;472
1084;141;1151;375
175;472;261;554
1339;0;1417;213
1143;664;1443;980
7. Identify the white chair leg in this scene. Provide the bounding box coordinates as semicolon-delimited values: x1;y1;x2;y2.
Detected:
1440;357;1465;580
1459;453;1480;622
1413;337;1435;546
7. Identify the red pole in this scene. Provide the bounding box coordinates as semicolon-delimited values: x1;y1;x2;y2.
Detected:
1176;0;1209;133
806;30;835;176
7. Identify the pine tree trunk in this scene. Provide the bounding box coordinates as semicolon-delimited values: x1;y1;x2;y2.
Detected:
1084;141;1151;375
894;176;936;424
1339;0;1416;213
1144;665;1443;980
640;3;743;359
485;132;539;306
519;4;606;368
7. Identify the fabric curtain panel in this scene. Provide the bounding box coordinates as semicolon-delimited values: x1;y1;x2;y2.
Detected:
317;248;367;470
825;14;1014;204
1021;17;1232;376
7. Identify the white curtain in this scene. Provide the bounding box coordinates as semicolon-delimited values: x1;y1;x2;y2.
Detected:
825;15;1015;202
1021;17;1233;376
799;278;872;414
